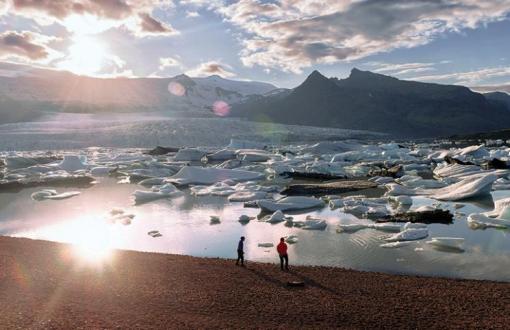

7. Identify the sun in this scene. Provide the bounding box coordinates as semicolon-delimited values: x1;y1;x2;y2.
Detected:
59;36;110;75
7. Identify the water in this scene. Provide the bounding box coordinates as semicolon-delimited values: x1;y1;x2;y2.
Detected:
1;178;509;281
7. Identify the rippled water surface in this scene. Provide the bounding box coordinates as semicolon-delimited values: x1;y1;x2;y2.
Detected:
1;178;509;281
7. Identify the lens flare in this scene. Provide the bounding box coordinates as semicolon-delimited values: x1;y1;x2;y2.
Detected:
168;82;185;96
212;100;230;117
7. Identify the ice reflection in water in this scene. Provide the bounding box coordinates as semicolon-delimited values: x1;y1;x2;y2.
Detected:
1;178;510;281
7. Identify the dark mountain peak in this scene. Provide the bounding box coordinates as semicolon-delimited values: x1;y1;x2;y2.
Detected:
308;70;326;79
347;67;395;81
297;70;334;88
171;73;196;87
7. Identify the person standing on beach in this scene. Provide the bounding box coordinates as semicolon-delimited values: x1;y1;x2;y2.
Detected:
277;237;289;271
236;236;245;266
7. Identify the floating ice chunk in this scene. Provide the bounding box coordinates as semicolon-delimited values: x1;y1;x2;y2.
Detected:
148;230;162;238
414;205;436;212
190;182;236;197
329;199;344;209
138;177;166;187
207;149;237;161
467;213;510;229
265;210;292;223
384;183;418;196
403;222;427;230
238;215;253;224
400;178;446;189
372;223;403;232
90;166;114;177
483;197;510;218
168;166;264;186
380;241;413;248
31;189;80;201
210;215;221;224
285;235;298;244
258;242;274;247
336;223;370;233
388;196;413;205
433;174;497;201
59;155;88;172
426;237;464;250
342;205;369;216
133;183;183;204
385;228;428;242
302;216;327;230
458;144;489;158
371;176;395;185
174;148;208;161
258;196;325;212
237;150;273;162
228;191;268;202
433;164;481;179
107;209;135;225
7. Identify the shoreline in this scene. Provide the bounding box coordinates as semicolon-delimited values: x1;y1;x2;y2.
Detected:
1;236;509;329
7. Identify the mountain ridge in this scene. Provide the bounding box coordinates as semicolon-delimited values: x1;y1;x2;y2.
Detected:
230;68;510;137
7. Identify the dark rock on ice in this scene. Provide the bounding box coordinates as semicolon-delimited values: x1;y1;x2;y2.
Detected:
482;158;509;170
145;146;180;155
377;209;453;224
0;175;95;192
281;180;378;196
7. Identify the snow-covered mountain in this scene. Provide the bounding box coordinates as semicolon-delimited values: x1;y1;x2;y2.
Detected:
0;62;277;123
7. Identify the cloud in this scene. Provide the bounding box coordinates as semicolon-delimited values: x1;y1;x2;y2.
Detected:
186;61;236;78
364;62;437;76
136;12;178;36
5;0;178;37
186;11;199;18
0;30;62;62
410;66;510;85
159;56;181;70
211;0;510;73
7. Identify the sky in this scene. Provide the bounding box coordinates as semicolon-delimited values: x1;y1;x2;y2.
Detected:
0;0;509;88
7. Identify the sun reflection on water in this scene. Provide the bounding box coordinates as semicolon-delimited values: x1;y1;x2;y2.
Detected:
16;214;123;266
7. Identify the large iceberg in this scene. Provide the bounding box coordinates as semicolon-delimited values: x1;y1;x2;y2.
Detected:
168;166;264;185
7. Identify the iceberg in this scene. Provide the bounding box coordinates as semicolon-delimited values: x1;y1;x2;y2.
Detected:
385;228;428;242
467;213;510;229
380;241;413;248
228;191;268;202
133;183;183;204
31;189;81;201
168;166;264;186
173;148;208;161
302;217;327;230
426;237;464;250
433;174;497;201
257;196;325;212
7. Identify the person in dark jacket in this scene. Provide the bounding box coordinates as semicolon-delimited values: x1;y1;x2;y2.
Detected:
276;237;289;271
236;236;245;266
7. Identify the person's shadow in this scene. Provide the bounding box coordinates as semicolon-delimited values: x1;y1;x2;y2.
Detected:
243;265;342;296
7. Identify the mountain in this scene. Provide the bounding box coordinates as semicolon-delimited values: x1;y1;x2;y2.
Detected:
0;62;276;123
230;68;510;137
484;91;510;110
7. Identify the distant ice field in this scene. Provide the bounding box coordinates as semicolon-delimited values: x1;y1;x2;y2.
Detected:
0;112;382;151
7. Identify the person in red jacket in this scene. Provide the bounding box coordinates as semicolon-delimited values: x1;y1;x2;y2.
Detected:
276;237;289;271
